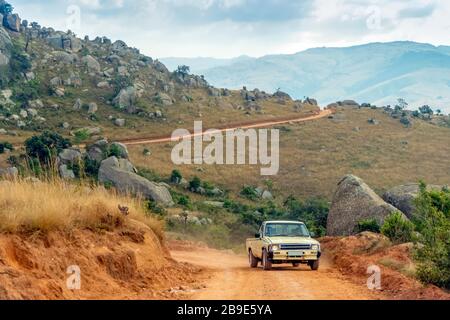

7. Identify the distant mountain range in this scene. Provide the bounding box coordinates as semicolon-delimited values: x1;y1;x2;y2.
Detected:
161;42;450;113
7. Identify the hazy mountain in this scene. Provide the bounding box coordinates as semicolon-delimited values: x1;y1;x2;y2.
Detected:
162;42;450;113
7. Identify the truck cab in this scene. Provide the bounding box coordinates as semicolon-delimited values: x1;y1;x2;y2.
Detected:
246;221;321;271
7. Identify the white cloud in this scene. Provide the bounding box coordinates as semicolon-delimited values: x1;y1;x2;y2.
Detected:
10;0;450;58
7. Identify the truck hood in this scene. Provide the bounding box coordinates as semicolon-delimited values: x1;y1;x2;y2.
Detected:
266;237;319;245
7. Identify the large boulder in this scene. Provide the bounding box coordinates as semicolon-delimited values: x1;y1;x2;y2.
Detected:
98;157;174;206
3;14;21;32
58;148;82;165
113;86;137;113
383;184;445;219
81;55;101;73
327;175;402;236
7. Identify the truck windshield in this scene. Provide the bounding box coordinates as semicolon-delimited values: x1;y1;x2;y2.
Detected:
265;223;310;237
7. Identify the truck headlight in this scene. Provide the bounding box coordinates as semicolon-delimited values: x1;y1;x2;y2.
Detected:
271;245;280;251
311;244;320;251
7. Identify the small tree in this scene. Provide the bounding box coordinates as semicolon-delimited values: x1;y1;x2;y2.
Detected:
177;65;190;76
189;176;201;191
397;98;408;110
419;105;434;115
0;1;13;15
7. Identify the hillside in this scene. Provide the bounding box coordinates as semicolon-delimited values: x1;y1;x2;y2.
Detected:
161;42;450;113
128;105;450;201
0;7;313;147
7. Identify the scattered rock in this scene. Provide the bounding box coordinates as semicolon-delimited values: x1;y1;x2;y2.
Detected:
58;148;82;165
73;98;82;110
88;102;98;114
59;164;75;180
155;92;173;106
114;118;125;127
0;167;18;179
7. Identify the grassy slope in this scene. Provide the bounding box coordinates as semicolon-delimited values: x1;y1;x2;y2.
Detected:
128;106;450;201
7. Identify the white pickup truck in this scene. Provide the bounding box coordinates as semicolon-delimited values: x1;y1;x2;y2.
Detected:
246;221;321;271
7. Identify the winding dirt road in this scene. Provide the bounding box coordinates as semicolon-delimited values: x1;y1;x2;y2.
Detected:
171;246;386;300
120;109;333;146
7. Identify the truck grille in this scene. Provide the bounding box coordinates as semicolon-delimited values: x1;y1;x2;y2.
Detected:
280;244;312;250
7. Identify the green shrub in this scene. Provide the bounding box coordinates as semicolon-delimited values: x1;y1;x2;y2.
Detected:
107;144;122;158
73;129;90;144
413;183;450;289
381;212;415;244
0;141;13;154
170;169;182;184
189;176;201;191
284;196;329;237
25;131;71;164
240;185;259;200
83;158;100;179
356;218;381;233
13;79;41;104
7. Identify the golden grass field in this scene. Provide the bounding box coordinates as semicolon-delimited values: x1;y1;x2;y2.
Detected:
128;106;450;201
0;179;163;237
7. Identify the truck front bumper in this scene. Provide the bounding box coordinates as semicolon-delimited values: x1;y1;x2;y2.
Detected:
269;250;321;263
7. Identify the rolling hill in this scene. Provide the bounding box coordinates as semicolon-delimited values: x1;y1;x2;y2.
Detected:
161;42;450;113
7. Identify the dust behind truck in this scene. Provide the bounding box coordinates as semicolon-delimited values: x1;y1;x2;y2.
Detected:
246;221;321;271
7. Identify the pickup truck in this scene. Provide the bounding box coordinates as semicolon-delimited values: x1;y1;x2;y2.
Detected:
246;221;321;271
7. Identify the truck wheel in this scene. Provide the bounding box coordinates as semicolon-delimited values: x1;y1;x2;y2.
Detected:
309;260;320;271
262;250;272;271
248;250;258;268
292;263;300;267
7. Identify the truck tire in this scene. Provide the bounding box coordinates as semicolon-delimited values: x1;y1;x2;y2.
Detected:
292;263;300;267
248;250;259;268
309;260;320;271
262;250;272;271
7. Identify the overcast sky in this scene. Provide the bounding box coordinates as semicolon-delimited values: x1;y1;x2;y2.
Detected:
11;0;450;59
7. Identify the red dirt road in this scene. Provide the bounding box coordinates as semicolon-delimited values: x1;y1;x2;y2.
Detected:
171;246;386;300
120;109;333;146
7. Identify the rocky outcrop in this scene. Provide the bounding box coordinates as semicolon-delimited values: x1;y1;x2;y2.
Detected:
154;92;173;106
46;34;82;52
327;175;402;236
98;157;174;206
3;14;21;32
383;184;445;219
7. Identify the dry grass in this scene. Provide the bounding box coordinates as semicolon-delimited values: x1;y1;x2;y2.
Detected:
0;179;164;237
128;107;450;201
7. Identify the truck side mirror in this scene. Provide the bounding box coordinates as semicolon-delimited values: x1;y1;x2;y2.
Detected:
255;233;261;239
